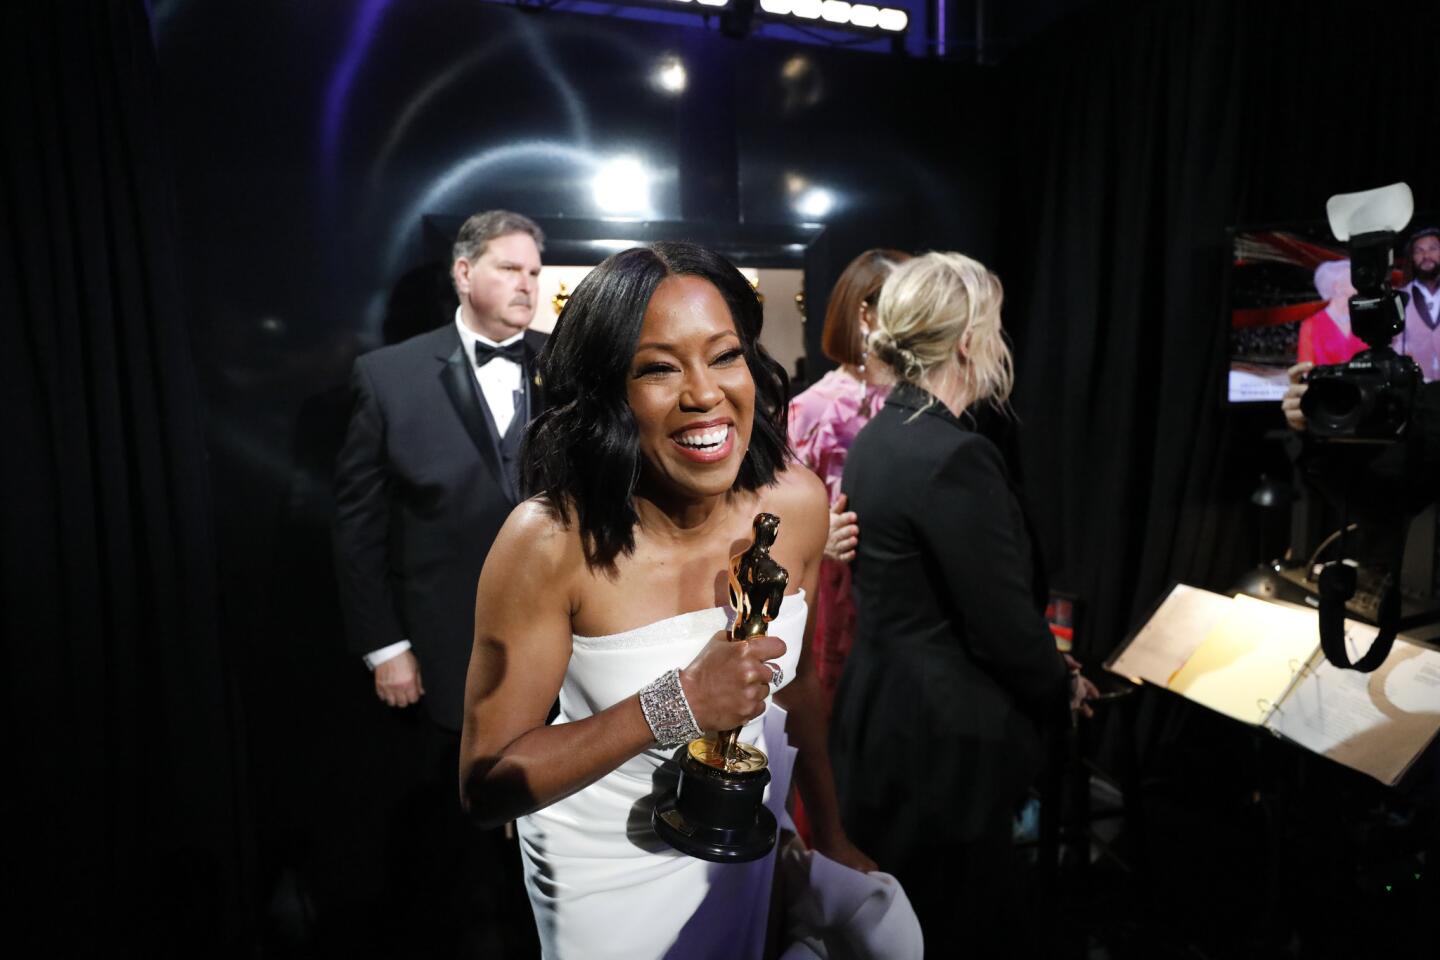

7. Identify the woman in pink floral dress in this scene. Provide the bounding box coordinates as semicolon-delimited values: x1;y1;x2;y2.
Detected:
1297;259;1366;365
788;249;910;696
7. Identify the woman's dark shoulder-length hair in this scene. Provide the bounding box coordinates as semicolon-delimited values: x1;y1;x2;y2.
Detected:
521;241;791;570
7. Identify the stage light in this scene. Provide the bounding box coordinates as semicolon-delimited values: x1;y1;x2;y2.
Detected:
781;54;811;80
753;0;907;34
593;156;651;215
652;55;687;94
629;0;905;35
847;3;879;27
795;186;834;219
876;7;907;30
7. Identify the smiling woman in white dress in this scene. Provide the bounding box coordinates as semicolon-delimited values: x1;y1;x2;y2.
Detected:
459;242;875;959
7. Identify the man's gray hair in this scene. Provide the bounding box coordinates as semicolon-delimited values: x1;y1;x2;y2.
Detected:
452;210;545;264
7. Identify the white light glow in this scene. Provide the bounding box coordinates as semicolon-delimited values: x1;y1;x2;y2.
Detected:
877;7;907;31
593;156;651;215
653;56;687;94
696;0;729;6
848;3;880;27
795;187;834;219
755;0;906;32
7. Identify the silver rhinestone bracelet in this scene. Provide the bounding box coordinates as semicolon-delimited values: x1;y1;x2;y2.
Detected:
639;668;702;748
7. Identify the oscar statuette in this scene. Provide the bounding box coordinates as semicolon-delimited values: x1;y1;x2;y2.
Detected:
652;512;788;863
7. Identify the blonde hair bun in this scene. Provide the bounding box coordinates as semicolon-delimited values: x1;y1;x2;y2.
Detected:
867;327;922;382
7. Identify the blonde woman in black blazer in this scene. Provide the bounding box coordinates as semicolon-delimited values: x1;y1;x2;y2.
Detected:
833;251;1092;957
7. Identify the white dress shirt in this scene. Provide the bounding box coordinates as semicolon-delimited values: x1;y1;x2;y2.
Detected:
454;307;525;437
365;309;527;670
1404;281;1440;382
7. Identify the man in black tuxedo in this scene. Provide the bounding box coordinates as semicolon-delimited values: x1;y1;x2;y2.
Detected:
335;209;545;726
332;209;546;955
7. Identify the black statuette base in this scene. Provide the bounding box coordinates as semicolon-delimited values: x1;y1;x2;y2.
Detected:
651;745;777;863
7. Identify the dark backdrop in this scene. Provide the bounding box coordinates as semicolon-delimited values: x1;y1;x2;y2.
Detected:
1000;0;1440;677
995;1;1440;952
2;2;248;954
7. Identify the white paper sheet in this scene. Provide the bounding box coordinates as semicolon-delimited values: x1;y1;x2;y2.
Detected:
1166;594;1322;726
1109;584;1237;688
1268;634;1440;785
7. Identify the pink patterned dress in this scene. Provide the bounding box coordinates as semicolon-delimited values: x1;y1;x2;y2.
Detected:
1297;308;1367;365
787;368;891;695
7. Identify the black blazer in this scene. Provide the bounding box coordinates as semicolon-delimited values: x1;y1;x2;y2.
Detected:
332;323;547;731
832;384;1068;848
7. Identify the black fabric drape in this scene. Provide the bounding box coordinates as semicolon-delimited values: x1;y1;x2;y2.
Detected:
995;10;1440;949
999;0;1440;666
1;2;250;953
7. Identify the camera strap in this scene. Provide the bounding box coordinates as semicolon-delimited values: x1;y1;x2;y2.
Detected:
1316;562;1398;672
1314;460;1407;671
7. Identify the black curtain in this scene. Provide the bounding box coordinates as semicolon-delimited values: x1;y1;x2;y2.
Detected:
1;2;250;953
995;5;1440;951
999;0;1440;665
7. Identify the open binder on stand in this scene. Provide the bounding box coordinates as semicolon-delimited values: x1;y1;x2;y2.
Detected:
1107;584;1440;786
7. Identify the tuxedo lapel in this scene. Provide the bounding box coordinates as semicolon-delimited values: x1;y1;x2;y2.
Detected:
523;330;547;421
439;343;511;499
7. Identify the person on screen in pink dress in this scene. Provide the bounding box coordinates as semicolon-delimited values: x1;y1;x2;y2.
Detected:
1297;258;1365;365
788;249;910;696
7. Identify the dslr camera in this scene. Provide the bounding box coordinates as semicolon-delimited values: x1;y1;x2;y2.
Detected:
1301;183;1422;441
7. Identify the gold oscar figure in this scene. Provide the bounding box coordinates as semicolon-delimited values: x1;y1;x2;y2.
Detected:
652;513;786;862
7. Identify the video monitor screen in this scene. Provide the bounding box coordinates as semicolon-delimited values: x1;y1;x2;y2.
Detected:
1226;218;1440;402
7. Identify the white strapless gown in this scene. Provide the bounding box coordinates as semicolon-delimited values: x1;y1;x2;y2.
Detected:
518;591;808;960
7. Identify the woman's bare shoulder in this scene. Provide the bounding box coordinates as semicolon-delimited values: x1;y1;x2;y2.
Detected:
769;464;827;514
487;496;587;589
760;466;829;549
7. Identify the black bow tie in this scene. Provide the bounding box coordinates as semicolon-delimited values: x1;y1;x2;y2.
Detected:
474;339;527;368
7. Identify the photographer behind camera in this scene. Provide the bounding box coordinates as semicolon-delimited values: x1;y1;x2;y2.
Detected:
1283;359;1440;523
1282;185;1440;671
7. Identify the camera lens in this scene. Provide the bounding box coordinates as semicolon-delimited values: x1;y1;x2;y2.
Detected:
1302;377;1365;433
